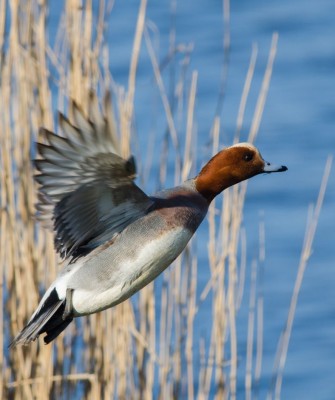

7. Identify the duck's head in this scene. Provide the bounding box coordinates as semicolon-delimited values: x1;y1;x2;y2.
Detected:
195;142;287;202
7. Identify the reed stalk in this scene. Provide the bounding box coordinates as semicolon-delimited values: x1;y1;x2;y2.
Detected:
1;2;323;399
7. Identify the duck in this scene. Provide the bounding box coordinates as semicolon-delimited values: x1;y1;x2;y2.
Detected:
10;101;287;346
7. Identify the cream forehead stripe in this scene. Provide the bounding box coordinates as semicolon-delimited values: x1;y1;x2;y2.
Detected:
229;142;258;152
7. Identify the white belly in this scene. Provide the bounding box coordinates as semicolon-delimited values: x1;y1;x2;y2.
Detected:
70;227;193;315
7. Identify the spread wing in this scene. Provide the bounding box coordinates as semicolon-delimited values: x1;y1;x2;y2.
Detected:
35;96;153;260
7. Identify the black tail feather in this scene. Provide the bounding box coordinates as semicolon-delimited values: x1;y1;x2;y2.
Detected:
43;318;73;344
10;288;73;347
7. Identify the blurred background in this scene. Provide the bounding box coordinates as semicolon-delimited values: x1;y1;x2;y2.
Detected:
1;0;334;399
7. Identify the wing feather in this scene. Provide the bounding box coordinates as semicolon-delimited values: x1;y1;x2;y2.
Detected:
35;96;153;260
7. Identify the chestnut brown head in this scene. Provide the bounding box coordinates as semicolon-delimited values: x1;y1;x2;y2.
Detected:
195;143;287;202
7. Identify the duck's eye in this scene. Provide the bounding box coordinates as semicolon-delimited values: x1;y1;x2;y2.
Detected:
244;153;254;162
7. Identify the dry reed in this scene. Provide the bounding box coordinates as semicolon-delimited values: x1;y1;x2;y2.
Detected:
1;1;328;399
268;156;333;400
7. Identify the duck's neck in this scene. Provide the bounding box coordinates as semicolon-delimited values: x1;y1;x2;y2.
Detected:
195;168;237;203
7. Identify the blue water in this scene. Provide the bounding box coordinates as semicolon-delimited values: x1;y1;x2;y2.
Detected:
45;0;335;398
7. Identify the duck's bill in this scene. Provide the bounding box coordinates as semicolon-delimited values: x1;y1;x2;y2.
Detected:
263;162;288;173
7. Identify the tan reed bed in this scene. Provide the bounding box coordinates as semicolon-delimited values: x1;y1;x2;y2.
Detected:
1;1;326;399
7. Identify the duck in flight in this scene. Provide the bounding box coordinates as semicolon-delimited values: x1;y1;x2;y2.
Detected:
10;98;287;346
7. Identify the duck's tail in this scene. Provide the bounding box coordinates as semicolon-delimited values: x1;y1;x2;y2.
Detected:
10;288;73;347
